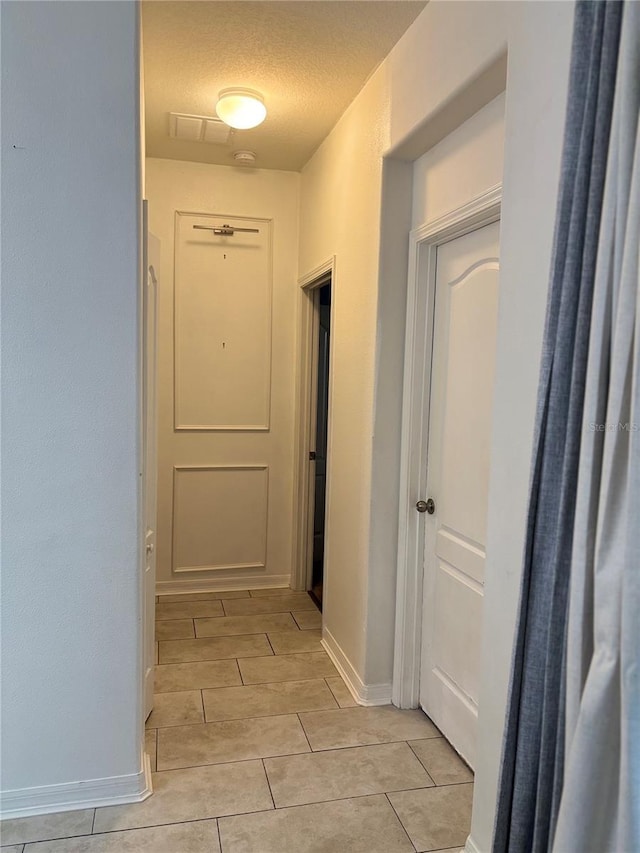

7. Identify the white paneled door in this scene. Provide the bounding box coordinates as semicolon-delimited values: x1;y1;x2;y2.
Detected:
419;221;500;767
143;232;160;720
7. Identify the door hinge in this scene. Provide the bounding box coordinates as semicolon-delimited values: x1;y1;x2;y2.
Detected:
309;451;317;461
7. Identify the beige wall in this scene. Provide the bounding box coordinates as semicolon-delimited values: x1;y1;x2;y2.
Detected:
146;158;300;591
299;0;508;695
299;1;574;849
299;66;391;681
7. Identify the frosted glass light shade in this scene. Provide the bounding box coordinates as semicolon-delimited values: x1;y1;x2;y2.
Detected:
216;88;266;130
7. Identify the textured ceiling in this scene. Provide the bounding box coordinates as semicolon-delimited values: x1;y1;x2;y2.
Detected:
142;1;427;171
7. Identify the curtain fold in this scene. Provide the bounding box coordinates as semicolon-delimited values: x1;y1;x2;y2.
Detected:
493;2;623;851
553;3;640;850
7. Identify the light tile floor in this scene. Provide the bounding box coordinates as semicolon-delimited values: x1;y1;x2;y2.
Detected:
0;589;474;853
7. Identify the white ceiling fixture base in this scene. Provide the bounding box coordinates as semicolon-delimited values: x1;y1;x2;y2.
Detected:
233;150;257;166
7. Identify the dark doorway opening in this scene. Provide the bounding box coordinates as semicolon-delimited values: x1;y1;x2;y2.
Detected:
311;281;331;609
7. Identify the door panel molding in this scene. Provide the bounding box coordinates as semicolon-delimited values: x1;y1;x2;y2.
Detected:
173;212;273;431
172;464;269;573
393;184;501;709
429;664;479;765
437;529;486;586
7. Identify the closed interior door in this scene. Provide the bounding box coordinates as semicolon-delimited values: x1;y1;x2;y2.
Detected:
419;221;500;767
143;233;160;719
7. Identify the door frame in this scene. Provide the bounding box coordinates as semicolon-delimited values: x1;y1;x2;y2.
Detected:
142;229;159;720
392;184;502;708
291;257;336;593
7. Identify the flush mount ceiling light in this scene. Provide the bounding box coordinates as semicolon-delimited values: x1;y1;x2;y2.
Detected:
215;88;266;130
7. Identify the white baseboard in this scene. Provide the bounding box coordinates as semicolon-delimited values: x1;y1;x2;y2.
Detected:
0;754;152;820
321;628;392;707
156;573;291;596
465;834;482;853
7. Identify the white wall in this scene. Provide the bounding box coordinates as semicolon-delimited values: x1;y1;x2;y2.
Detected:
1;0;143;813
472;4;574;850
145;158;300;591
411;93;506;229
299;1;574;848
370;0;511;695
365;156;413;688
387;1;507;148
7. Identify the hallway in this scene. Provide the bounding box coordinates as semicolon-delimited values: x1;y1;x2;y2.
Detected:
0;589;473;852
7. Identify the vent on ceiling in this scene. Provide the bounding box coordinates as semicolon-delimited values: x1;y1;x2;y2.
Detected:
169;113;232;145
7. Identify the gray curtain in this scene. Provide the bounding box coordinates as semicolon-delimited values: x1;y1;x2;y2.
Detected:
554;3;640;851
493;2;623;851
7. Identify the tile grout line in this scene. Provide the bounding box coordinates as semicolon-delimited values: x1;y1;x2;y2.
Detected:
225;673;332;687
158;685;341;725
89;788;464;839
36;804;307;843
264;633;276;656
151;706;317;733
292;607;303;632
243;781;443;813
147;710;444;747
406;741;438;787
91;806;96;835
323;676;341;709
296;712;315;753
6;831;96;846
384;791;418;853
261;758;277;811
156;647;273;665
159;630;284;644
155;608;227;623
149;742;477;775
162;608;316;625
154;617;200;624
406;735;468;788
151;750;314;775
233;657;242;686
51;801;265;843
304;734;443;753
